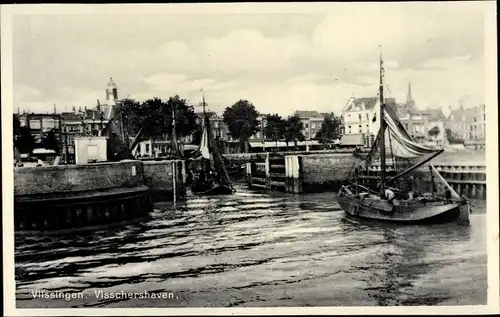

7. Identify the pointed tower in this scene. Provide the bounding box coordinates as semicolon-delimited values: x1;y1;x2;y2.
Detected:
53;104;57;114
406;81;415;109
106;77;118;103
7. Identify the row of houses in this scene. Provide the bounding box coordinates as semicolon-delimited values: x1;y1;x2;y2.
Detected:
339;82;486;149
17;78;486;162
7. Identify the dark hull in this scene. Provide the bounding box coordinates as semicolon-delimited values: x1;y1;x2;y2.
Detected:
337;187;467;225
192;180;233;196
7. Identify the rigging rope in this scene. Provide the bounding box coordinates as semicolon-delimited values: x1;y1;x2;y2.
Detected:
388;131;395;170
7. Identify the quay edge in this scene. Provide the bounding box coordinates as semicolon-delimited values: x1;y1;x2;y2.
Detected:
14;159;187;231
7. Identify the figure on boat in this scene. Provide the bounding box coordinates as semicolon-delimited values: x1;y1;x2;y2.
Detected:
338;50;470;226
187;91;235;196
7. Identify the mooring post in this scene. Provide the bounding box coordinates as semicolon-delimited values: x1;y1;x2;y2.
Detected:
172;161;177;205
265;153;271;189
246;162;252;187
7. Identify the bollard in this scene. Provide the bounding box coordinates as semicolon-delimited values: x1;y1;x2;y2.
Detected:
265;153;271;189
246;163;253;187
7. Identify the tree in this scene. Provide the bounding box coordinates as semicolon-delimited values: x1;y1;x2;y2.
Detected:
15;125;35;155
428;126;440;138
445;128;463;144
118;98;143;137
264;114;286;149
223;100;260;152
315;112;341;145
284;115;304;149
192;110;217;145
43;129;61;155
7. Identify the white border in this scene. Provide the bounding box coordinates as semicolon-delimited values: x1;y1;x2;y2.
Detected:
2;3;498;316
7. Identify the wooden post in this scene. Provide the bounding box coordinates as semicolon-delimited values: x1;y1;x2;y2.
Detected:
429;165;435;196
355;167;359;197
265;153;271;189
172;161;177;205
246;162;252;187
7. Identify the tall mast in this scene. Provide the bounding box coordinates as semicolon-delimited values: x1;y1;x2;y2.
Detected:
171;102;178;157
379;48;386;184
201;89;207;122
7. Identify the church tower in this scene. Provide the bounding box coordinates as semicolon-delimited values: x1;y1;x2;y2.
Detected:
106;77;118;103
406;81;415;108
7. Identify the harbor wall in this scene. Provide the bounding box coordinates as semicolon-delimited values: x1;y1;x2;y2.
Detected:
142;160;186;200
14;159;187;231
224;149;365;164
15;160;144;196
246;152;486;199
300;154;364;192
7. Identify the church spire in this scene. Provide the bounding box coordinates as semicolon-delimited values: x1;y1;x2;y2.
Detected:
406;81;415;108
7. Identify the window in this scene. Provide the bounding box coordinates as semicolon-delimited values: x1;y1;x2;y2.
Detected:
366;125;369;133
474;117;477;122
366;114;369;121
145;143;150;154
305;123;309;129
358;114;362;123
348;126;351;134
358;125;362;133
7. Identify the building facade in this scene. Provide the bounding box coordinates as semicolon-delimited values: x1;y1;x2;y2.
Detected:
293;110;324;140
445;104;486;141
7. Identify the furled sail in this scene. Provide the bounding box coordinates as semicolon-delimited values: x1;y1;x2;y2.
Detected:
383;105;439;159
199;123;211;160
363;98;444;186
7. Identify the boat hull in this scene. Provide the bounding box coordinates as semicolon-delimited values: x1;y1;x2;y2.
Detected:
337;188;465;225
192;180;233;196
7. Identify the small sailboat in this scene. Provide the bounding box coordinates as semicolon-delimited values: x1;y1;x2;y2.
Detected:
189;92;235;196
338;51;470;225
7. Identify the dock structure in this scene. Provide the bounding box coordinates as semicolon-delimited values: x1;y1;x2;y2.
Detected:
245;152;487;200
14;159;187;231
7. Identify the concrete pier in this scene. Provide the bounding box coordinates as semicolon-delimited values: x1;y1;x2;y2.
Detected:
246;152;486;200
14;160;152;231
14;159;188;231
142;159;187;201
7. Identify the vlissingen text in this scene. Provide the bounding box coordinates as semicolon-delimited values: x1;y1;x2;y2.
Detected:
31;290;177;301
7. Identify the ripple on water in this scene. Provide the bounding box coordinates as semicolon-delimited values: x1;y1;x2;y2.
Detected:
15;188;487;307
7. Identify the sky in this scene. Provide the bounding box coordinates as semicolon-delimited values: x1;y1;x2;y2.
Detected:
9;2;492;117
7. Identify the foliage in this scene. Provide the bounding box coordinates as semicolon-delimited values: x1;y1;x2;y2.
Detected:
428;126;441;138
315;112;341;143
191;110;218;145
118;98;143;137
118;96;198;142
445;128;464;144
264;114;286;148
15;127;35;155
43;129;61;155
284;115;305;147
223;100;260;152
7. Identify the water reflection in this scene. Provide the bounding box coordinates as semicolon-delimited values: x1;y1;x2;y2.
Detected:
15;187;486;307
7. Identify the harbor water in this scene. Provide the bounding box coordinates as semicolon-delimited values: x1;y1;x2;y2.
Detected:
15;185;487;307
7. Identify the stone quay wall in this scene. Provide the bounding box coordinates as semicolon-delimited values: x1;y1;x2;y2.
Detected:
142;160;186;201
245;152;487;199
14;159;187;231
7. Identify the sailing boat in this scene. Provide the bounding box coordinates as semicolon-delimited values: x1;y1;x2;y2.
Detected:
338;51;470;225
189;91;234;196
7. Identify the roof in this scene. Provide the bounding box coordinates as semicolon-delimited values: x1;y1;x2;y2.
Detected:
340;134;364;146
249;140;320;148
409;108;445;121
60;112;80;121
448;105;482;121
294;110;323;118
